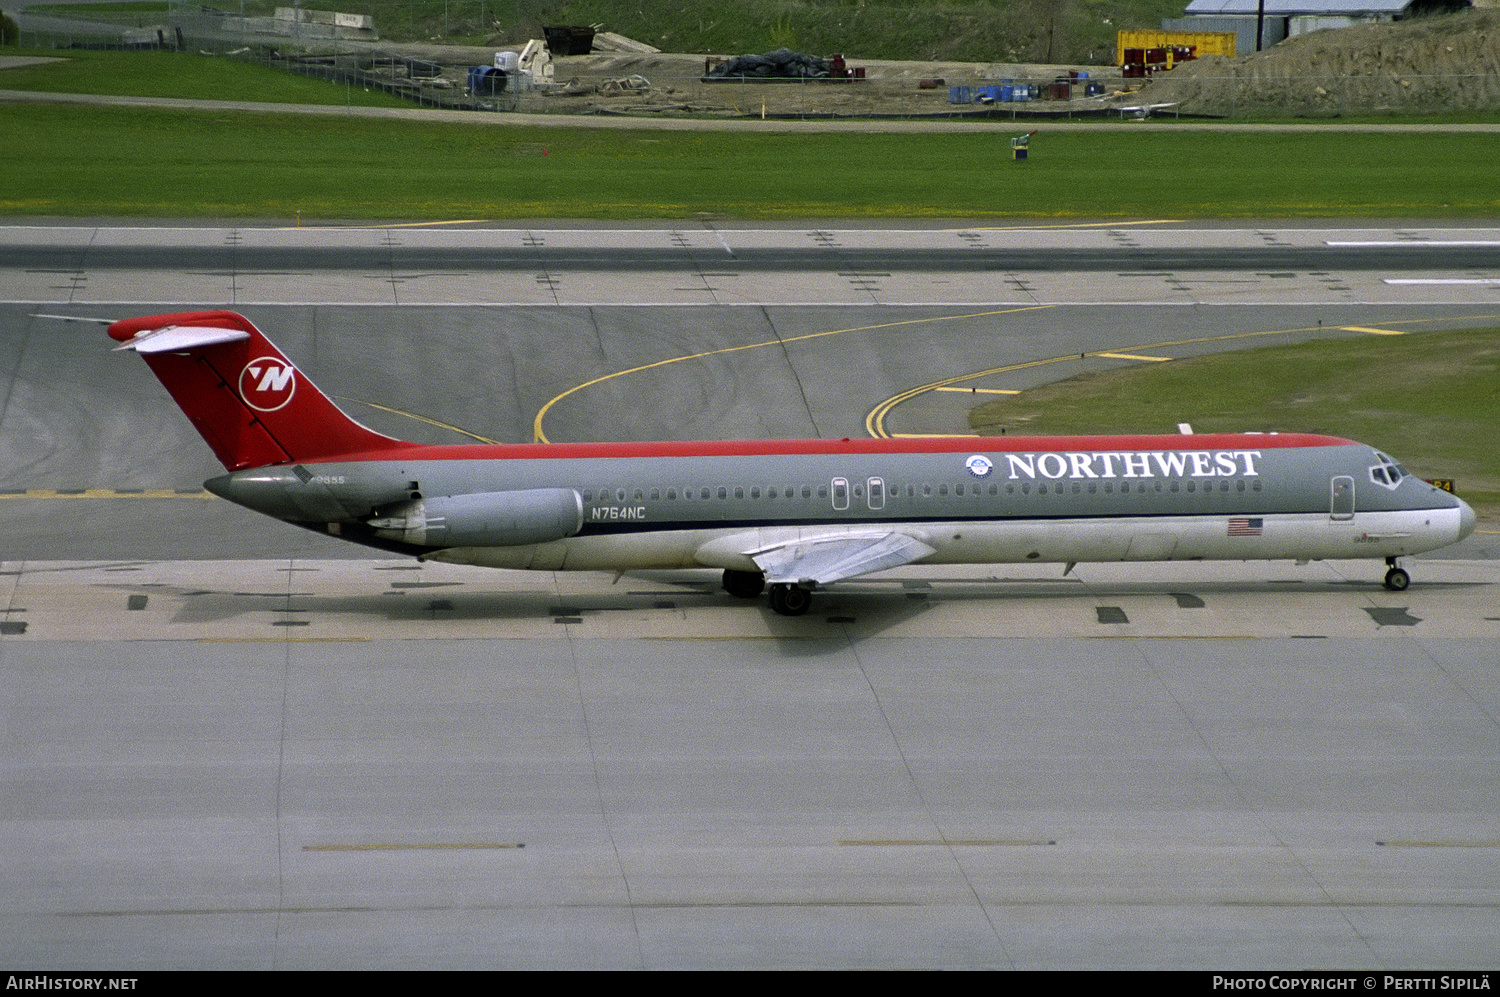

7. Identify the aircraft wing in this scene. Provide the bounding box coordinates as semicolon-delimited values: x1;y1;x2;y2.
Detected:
748;532;936;587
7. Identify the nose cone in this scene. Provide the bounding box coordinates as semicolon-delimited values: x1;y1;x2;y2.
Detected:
1458;496;1476;542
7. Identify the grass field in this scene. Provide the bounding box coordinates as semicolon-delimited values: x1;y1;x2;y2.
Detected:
0;49;412;107
969;327;1500;519
4;101;1498;219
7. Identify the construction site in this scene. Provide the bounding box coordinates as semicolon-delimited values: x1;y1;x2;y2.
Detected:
10;3;1500;118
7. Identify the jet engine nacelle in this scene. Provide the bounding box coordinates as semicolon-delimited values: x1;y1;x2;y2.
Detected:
369;489;583;548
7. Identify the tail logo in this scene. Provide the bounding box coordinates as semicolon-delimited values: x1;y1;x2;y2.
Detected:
238;357;297;412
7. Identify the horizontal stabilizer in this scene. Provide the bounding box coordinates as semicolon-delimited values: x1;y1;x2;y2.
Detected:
751;532;935;586
113;324;250;354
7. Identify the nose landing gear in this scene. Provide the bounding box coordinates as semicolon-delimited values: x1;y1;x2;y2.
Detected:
1383;556;1411;591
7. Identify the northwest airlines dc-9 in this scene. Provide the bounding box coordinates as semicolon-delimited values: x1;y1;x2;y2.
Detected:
97;310;1474;616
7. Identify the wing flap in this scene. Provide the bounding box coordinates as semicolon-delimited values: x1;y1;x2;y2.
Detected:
750;532;936;586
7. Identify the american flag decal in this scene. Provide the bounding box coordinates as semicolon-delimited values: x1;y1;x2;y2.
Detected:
1227;517;1264;536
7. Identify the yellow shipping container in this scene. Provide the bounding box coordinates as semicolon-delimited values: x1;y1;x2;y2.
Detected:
1116;29;1236;67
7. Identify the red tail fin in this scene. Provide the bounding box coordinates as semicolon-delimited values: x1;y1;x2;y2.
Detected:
109;310;413;471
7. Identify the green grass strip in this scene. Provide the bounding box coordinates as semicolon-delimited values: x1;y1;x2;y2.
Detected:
969;327;1500;519
0;49;412;106
4;101;1499;219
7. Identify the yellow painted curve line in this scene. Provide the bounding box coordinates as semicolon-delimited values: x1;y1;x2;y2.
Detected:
279;219;491;230
532;305;1055;444
866;353;1092;438
341;397;500;444
866;313;1500;438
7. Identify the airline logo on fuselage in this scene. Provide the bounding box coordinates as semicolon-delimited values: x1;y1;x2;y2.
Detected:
238;357;296;412
1000;449;1263;480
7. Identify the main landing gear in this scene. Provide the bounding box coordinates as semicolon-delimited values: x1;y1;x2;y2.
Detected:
1383;556;1411;592
721;570;812;616
723;566;816;614
767;583;813;617
722;569;765;599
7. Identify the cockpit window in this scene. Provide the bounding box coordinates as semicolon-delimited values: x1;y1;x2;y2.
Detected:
1370;452;1404;490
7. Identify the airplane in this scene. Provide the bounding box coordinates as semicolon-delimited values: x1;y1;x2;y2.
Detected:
98;309;1475;616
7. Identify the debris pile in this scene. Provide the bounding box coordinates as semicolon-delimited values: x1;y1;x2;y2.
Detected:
1132;9;1500;116
703;48;836;81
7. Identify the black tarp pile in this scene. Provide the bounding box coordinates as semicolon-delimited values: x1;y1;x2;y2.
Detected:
703;48;832;81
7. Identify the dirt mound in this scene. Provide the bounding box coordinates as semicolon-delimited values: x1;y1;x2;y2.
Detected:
1132;9;1500;116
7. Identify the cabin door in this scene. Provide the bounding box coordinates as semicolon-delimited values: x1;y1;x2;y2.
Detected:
1330;475;1355;521
831;477;850;511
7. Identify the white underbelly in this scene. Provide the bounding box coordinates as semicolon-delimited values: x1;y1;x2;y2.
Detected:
422;507;1466;573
